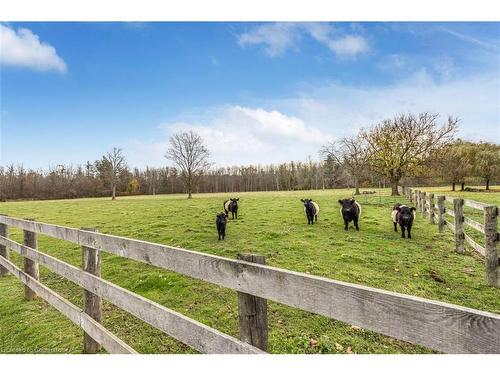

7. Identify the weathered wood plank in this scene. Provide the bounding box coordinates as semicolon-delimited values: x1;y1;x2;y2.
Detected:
2;217;500;353
454;199;465;254
464;199;489;211
82;227;102;354
0;236;263;354
0;217;8;276
464;216;485;234
446;209;455;218
484;206;499;287
237;254;268;351
23;219;39;300
0;255;137;354
464;232;486;257
437;196;445;233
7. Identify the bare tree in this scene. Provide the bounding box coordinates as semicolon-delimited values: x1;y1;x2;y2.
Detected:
165;131;211;199
360;112;459;196
96;147;128;200
320;134;370;195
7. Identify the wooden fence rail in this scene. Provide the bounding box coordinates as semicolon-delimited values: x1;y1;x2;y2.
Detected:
402;187;499;287
1;214;500;354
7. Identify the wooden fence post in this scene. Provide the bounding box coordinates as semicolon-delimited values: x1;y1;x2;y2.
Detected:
453;199;465;254
23;218;39;300
237;253;268;352
0;215;9;276
407;188;412;202
416;191;420;212
484;206;499;287
429;193;435;224
438;196;445;233
82;227;102;354
421;192;427;216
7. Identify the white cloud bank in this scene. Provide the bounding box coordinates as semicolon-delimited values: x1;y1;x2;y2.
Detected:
237;23;369;58
0;24;67;73
128;106;332;168
127;69;499;168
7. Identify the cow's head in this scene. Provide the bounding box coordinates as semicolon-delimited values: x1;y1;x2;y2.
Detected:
216;212;227;223
301;198;313;207
338;198;356;213
230;198;239;203
397;205;416;221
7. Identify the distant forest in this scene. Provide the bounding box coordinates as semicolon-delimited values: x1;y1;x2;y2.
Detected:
0;152;497;201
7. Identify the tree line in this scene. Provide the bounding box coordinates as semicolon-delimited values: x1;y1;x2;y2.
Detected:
1;112;498;200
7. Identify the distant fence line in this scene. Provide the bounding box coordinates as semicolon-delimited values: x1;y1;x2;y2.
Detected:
0;215;500;354
399;186;499;288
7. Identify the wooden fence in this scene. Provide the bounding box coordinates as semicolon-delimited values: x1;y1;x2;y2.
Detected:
400;187;499;288
0;215;500;354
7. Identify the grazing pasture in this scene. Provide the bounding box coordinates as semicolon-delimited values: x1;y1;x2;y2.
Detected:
0;187;499;354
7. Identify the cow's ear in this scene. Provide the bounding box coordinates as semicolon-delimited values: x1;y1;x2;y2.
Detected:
396;206;401;211
350;199;355;203
236;198;239;201
411;207;416;211
301;199;305;202
338;200;342;204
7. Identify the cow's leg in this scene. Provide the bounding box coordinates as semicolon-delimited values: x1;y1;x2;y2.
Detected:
393;222;398;232
344;219;348;230
401;225;405;238
235;210;238;219
315;214;318;222
354;218;359;231
407;224;412;239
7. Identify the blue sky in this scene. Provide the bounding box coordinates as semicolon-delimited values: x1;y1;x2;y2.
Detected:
1;22;499;169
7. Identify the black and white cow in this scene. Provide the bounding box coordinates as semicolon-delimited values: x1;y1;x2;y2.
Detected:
338;198;362;231
224;198;239;219
216;212;227;240
301;199;320;224
392;203;416;239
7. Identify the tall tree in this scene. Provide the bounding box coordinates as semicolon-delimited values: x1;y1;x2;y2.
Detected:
474;142;500;190
165;131;211;199
360;112;459;195
96;147;128;200
435;140;471;191
320;134;369;195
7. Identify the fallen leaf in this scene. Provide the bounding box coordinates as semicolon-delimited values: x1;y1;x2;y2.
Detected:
351;325;362;331
309;338;318;348
413;273;419;277
335;343;343;351
394;268;399;272
346;346;354;354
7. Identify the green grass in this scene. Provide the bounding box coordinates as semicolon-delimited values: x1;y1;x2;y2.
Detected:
0;187;499;354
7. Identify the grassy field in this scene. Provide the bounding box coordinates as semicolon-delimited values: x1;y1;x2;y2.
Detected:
0;187;499;354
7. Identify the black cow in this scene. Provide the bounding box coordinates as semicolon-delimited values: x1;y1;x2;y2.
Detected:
338;198;362;231
301;199;319;224
224;198;239;219
216;212;227;240
392;203;416;238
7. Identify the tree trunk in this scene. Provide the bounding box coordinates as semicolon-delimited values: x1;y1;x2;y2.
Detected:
460;182;465;191
486;179;490;190
452;182;456;191
390;178;400;196
112;185;116;200
354;185;360;195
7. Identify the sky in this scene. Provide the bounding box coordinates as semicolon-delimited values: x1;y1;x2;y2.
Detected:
1;22;499;169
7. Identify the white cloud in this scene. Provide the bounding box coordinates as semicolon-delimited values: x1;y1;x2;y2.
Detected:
237;22;369;58
281;69;500;142
0;24;67;73
127;106;332;167
237;23;301;57
327;35;369;57
126;69;499;168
